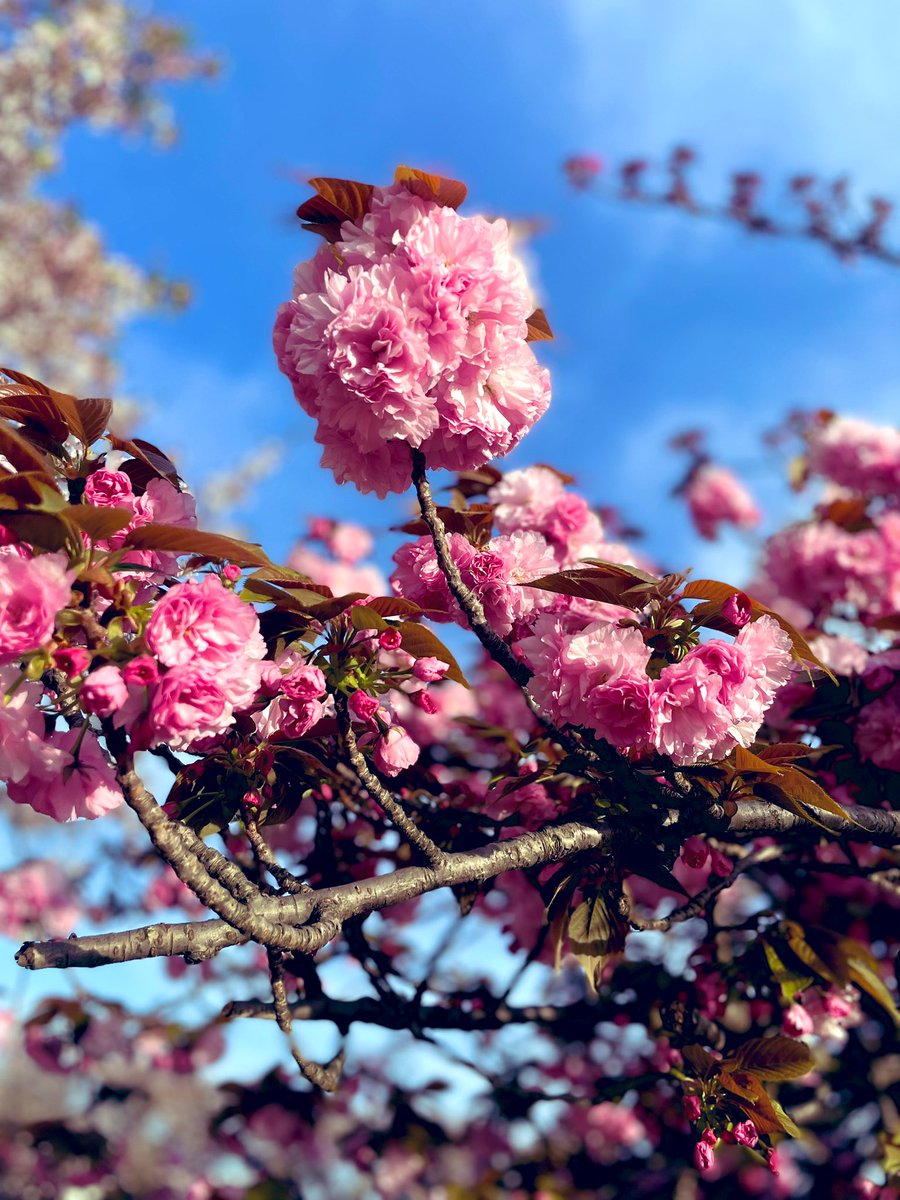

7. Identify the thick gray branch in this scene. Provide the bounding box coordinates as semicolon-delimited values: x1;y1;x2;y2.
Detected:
16;802;900;972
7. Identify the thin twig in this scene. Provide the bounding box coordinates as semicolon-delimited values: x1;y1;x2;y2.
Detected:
336;694;445;867
267;948;343;1091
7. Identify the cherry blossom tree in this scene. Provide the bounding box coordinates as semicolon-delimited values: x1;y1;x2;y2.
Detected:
0;167;898;1199
0;0;215;397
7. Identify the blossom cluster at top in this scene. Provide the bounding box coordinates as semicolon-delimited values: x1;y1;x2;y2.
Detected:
273;180;551;495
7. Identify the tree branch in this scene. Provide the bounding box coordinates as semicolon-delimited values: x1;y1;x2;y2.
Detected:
409;445;531;687
16;801;900;972
222;992;620;1034
336;693;445;867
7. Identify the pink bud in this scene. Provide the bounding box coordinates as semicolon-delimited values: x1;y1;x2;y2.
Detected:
681;836;710;870
412;656;449;683
222;564;241;582
823;991;852;1020
708;849;732;877
80;664;128;717
701;1127;717;1146
767;1149;780;1176
411;690;438;714
53;646;91;678
372;725;420;777
732;1120;758;1148
123;655;159;688
683;1095;702;1122
722;591;752;628
693;1140;715;1172
348;690;379;723
378;629;402;651
783;1003;814;1037
242;790;261;811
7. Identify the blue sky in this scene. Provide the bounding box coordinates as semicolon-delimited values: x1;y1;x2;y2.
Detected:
8;0;900;1089
46;0;900;579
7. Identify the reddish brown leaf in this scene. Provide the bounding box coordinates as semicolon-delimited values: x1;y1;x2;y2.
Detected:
74;397;113;446
0;421;56;479
682;578;834;679
397;621;469;688
365;596;423;619
394;165;467;209
732;746;784;775
726;1035;814;1081
124;523;272;567
525;307;554;342
108;435;180;486
65;504;132;541
297;177;376;237
681;1043;717;1080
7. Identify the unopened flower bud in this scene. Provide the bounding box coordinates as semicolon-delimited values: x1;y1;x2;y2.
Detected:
379;629;402;651
411;690;438;714
708;849;732;877
53;646;91;678
80;664;128;717
722;591;752;627
123;656;159;688
222;564;241;582
348;690;379;723
681;836;709;870
683;1095;702;1122
412;656;449;683
693;1140;715;1172
733;1120;758;1148
783;1003;814;1037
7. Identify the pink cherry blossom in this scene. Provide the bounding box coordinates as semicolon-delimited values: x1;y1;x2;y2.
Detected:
0;551;74;663
806;414;900;501
372;725;420;776
82;469;135;508
274;183;550;493
147;574;265;669
7;727;123;821
79;663;128;717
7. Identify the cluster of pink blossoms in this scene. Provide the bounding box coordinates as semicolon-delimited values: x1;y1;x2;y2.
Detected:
520;613;793;764
391;530;558;637
806;414;900;502
759;504;900;626
117;573;267;752
273;183;550;495
287;516;386;597
486;465;637;568
682;462;761;541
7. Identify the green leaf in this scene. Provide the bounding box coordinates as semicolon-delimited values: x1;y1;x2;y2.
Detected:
762;939;814;1003
349;604;389;632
